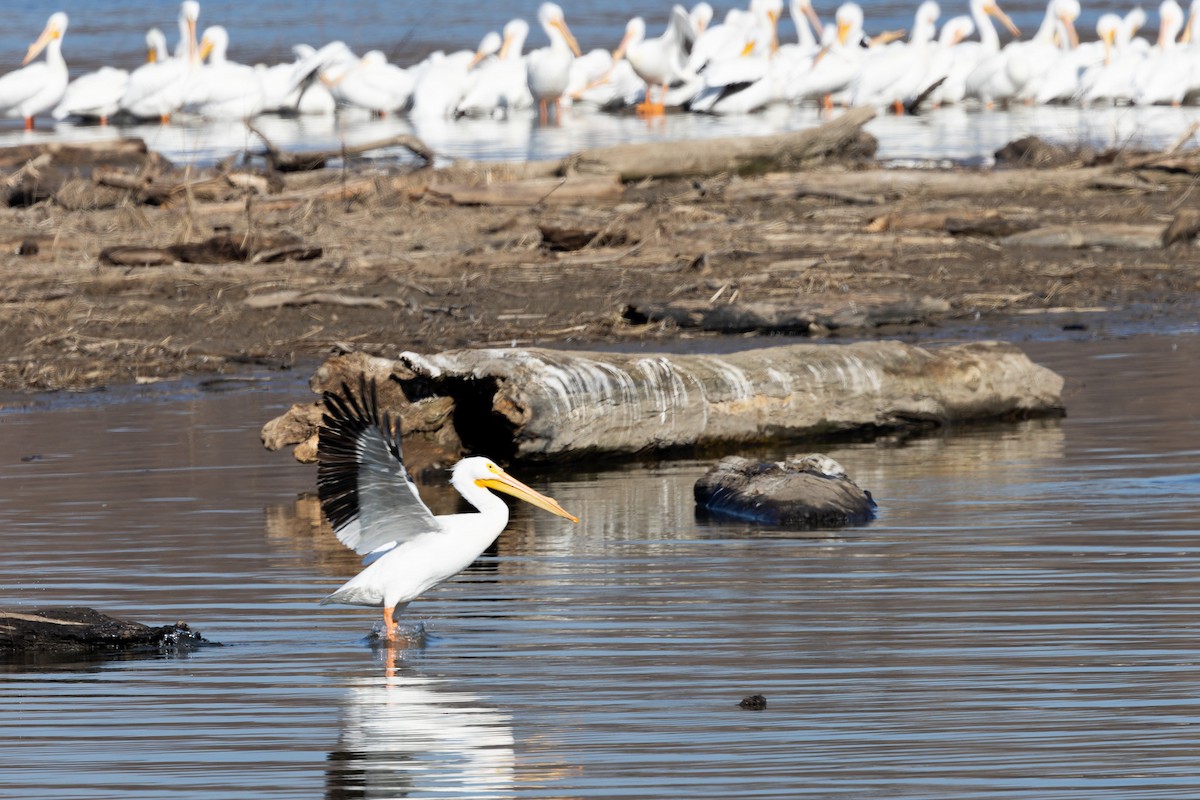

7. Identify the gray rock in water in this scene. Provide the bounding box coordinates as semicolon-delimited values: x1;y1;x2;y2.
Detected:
694;455;876;528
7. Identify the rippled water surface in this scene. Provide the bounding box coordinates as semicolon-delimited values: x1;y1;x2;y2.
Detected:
3;333;1200;798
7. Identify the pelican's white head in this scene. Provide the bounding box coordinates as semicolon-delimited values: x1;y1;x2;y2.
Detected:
614;17;647;61
500;18;531;59
451;457;579;523
198;25;229;64
538;2;582;55
23;13;67;66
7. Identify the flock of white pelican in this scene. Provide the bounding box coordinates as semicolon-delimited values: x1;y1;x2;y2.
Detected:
3;0;1200;130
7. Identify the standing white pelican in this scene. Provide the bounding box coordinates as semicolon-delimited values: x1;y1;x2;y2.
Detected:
1135;0;1189;104
119;1;201;122
526;2;582;123
182;26;268;119
317;380;578;642
323;48;416;116
689;0;785;114
0;12;69;130
787;2;866;108
848;0;941;112
929;0;1020;104
409;32;500;118
1077;13;1142;103
54;28;166;125
612;7;696;115
457;19;533;117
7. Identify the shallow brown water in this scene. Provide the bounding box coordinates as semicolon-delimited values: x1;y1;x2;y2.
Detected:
2;333;1200;798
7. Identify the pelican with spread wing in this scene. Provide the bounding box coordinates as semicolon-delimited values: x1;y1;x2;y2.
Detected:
317;380;578;641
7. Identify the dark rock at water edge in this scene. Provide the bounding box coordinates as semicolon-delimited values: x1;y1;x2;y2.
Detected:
695;455;876;528
0;607;214;655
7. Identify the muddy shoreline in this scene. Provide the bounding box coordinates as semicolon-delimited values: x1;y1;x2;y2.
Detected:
0;127;1197;400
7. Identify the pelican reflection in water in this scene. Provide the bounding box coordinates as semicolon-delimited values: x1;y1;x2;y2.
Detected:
327;668;515;798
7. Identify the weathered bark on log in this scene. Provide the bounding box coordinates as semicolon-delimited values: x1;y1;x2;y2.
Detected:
266;341;1065;464
625;294;951;334
0;607;211;655
560;106;878;181
695;455;876;527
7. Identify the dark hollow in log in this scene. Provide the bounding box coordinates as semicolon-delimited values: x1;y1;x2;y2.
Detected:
0;607;214;657
694;455;877;528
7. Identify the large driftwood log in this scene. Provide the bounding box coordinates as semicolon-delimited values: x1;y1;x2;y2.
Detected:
266;341;1064;465
0;607;211;655
560;106;878;181
695;455;876;527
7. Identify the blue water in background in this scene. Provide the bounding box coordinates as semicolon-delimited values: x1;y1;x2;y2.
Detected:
0;0;1127;77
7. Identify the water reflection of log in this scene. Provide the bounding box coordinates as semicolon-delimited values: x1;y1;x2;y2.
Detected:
326;672;514;799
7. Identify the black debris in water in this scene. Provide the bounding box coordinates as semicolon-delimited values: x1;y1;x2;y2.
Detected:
739;694;768;710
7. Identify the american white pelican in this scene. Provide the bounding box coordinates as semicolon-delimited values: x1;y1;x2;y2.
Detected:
689;0;784;114
929;0;1020;104
118;1;201;122
410;33;499;118
790;0;826;50
1077;13;1142;103
568;49;645;108
786;2;866;108
526;2;582;123
180;26;271;119
848;0;941;112
0;12;69;130
612;7;696;115
1002;0;1082;103
54;28;166;125
915;14;976;104
1135;0;1190;103
457;19;533;117
317;381;578;642
324;48;416;116
690;2;715;39
686;8;753;75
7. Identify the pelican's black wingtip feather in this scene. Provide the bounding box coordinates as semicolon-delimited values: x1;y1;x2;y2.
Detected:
316;378;407;534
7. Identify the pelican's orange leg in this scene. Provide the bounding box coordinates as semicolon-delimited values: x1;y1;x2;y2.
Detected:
382;605;397;642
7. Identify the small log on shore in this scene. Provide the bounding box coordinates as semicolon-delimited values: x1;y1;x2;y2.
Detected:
624;294;951;334
695;454;876;527
266;340;1064;464
1001;223;1165;250
100;232;321;266
0;607;211;655
248;123;434;172
428;174;623;206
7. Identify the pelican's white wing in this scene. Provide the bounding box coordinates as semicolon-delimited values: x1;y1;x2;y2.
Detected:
317;380;442;560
